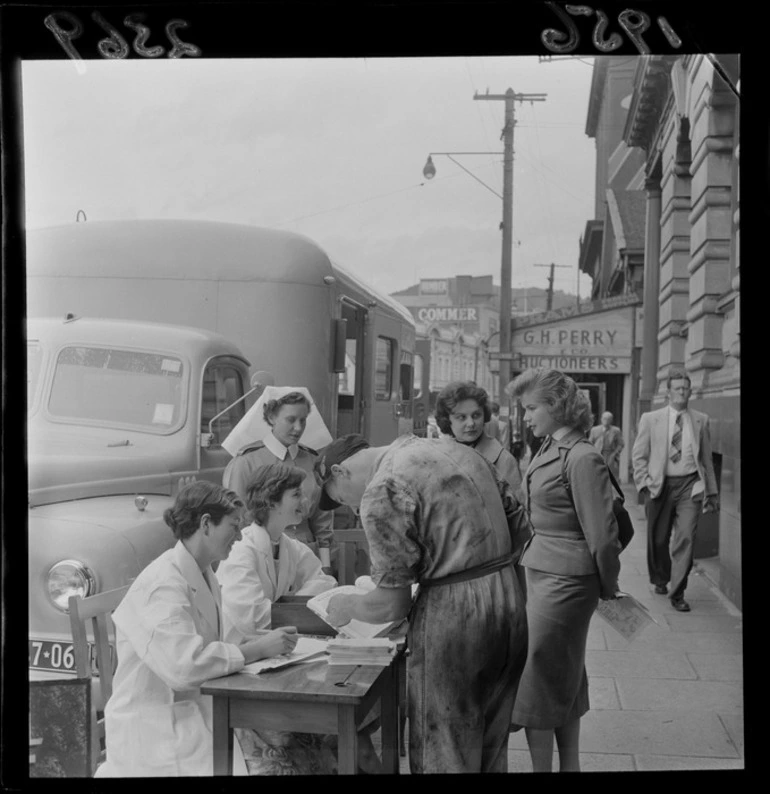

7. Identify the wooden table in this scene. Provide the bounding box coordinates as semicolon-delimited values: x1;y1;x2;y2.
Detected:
201;647;403;775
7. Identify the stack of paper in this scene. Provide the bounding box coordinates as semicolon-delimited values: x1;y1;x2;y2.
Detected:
241;637;329;675
327;637;396;667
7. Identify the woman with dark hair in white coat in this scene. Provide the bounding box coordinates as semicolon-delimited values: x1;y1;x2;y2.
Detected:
218;462;381;775
96;481;299;777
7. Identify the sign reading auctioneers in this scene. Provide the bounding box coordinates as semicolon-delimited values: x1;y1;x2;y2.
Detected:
512;306;634;374
412;306;479;324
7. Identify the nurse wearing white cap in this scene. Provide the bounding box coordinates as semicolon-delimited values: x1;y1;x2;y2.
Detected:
222;387;335;571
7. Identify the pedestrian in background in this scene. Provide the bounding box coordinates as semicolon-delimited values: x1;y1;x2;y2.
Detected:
485;401;511;451
437;382;523;501
589;411;624;479
507;368;621;773
426;413;441;439
317;433;529;774
631;368;719;613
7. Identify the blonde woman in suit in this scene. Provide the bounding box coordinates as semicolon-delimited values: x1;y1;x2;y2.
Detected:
506;368;622;773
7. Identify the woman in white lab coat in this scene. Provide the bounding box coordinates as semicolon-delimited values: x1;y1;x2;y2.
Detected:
96;481;299;777
218;463;337;643
218;463;381;775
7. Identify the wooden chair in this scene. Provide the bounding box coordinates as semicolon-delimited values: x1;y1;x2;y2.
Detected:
68;585;130;775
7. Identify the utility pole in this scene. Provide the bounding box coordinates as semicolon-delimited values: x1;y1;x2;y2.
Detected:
534;262;571;311
475;88;546;403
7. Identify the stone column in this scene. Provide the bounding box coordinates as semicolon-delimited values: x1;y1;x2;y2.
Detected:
638;171;661;418
685;55;734;389
657;113;693;386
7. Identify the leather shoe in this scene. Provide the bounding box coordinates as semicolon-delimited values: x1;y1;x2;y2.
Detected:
671;598;691;612
653;585;668;595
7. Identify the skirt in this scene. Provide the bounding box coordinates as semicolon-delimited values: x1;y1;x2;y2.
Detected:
510;567;599;730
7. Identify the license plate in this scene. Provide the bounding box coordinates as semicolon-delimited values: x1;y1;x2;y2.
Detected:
29;639;115;675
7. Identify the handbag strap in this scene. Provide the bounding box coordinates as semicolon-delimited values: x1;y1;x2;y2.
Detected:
558;438;625;507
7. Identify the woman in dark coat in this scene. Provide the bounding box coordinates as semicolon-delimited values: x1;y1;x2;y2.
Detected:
506;368;622;772
435;381;523;501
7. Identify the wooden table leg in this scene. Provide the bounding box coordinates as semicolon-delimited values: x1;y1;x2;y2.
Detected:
337;705;358;774
211;696;233;776
380;660;400;774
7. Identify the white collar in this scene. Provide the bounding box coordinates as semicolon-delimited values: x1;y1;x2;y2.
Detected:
551;426;571;441
263;431;299;461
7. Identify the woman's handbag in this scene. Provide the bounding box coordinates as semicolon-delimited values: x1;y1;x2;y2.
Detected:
558;444;635;551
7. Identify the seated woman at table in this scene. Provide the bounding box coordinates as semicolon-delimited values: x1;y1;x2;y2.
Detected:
217;463;337;640
217;462;381;775
96;481;299;778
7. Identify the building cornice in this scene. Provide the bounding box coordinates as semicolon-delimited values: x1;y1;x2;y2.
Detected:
623;55;677;151
585;57;610;139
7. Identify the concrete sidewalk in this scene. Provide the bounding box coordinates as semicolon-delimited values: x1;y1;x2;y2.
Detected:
506;484;744;772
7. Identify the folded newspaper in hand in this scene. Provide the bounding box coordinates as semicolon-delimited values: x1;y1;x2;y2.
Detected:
594;593;660;642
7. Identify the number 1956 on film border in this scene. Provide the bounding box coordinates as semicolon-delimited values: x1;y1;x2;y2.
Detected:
542;2;683;56
44;10;201;61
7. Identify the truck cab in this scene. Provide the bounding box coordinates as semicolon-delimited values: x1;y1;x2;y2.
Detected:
28;315;251;682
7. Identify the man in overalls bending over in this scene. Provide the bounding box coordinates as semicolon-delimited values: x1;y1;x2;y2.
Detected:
319;433;530;774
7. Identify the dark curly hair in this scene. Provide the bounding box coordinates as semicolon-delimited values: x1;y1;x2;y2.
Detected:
163;481;244;540
245;463;307;526
506;367;593;434
435;381;491;436
263;391;311;425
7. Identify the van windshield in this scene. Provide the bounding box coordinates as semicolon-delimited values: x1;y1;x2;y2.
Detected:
48;346;185;431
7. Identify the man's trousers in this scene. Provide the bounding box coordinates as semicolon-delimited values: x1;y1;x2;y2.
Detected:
646;473;702;601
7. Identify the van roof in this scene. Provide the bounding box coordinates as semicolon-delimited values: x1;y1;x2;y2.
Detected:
27;315;250;365
26;219;415;329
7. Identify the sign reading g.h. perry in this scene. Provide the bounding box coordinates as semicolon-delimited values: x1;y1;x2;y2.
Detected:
512;307;633;374
413;306;479;324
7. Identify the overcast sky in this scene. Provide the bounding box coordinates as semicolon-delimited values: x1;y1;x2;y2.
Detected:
22;56;597;298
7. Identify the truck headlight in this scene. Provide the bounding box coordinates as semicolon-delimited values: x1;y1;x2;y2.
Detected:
46;560;96;613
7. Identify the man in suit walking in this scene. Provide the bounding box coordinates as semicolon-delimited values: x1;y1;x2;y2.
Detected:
589;411;624;478
631;369;719;612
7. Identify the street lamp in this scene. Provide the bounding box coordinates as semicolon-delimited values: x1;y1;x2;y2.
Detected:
423;88;546;408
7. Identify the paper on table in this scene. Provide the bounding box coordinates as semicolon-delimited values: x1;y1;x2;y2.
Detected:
594;592;660;642
307;586;404;640
241;637;329;675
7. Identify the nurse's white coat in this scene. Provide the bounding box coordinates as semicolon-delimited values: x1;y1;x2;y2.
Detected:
96;541;247;777
217;523;337;643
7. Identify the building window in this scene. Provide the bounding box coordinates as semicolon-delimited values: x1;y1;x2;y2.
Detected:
375;337;394;400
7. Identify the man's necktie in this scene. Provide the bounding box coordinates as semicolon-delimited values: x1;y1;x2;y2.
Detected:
670;413;683;463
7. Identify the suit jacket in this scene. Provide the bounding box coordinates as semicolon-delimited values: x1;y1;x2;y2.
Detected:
589;424;623;457
631;406;718;499
520;428;621;598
